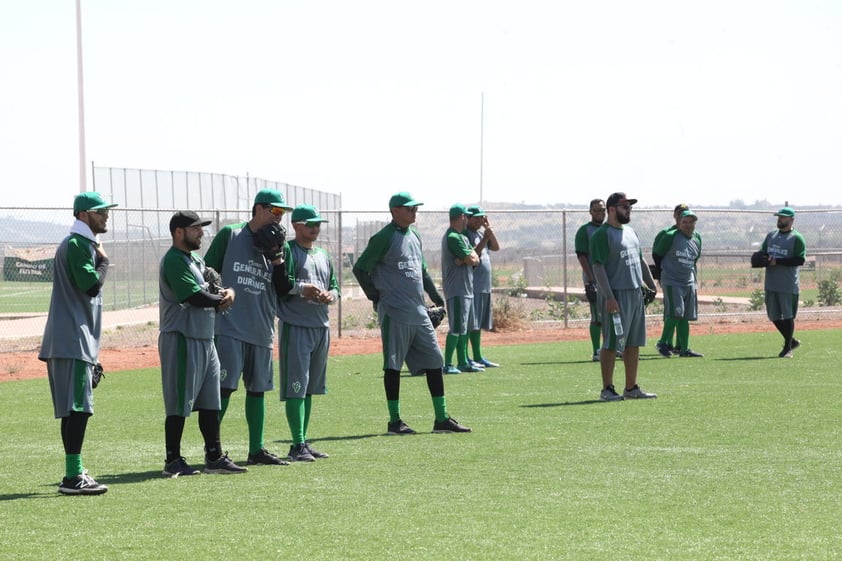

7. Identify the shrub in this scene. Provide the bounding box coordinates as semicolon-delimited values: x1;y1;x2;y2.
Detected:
748;289;765;311
492;295;527;331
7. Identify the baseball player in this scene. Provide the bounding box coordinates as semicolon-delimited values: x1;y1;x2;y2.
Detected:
441;203;482;374
277;204;340;462
464;205;500;368
590;192;658;402
159;211;246;476
39;192;117;495
574;198;606;361
651;203;689;357
352;192;471;435
652;209;703;357
203;189;293;466
758;207;807;358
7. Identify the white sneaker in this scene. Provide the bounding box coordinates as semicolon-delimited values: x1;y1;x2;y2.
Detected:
623;385;657;399
599;385;624;402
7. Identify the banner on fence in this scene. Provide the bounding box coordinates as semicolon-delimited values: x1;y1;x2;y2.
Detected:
3;246;54;282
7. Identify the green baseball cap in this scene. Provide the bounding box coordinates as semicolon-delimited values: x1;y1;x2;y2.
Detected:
774;207;795;218
73;192;118;214
680;209;697;219
466;205;486;217
389;192;423;208
254;189;293;210
449;203;468;219
291;204;329;224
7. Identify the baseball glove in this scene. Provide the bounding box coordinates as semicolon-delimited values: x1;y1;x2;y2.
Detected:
584;282;597;303
203;266;223;295
91;362;105;389
427;305;446;329
642;286;657;306
750;250;770;268
253;222;287;261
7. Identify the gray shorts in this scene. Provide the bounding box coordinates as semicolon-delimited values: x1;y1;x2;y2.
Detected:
46;358;94;418
159;332;221;417
380;314;444;373
446;295;474;336
662;284;698;320
278;322;329;400
216;334;274;393
601;288;647;351
471;292;493;331
765;290;799;321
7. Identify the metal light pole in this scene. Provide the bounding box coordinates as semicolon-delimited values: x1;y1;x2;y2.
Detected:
479;92;484;205
76;0;88;193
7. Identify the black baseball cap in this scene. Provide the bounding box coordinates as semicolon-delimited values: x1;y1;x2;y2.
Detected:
606;192;638;208
169;211;212;233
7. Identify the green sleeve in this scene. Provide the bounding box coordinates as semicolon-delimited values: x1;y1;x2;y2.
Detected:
203;225;233;271
589;226;608;265
795;232;806;258
355;226;393;272
446;230;472;257
67;235;100;293
574;225;589;255
652;229;677;257
163;251;202;302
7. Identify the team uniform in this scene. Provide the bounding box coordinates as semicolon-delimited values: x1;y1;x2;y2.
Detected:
762;229;806;321
653;225;702;356
464;227;493;332
441;227;477;371
589;223;647;351
158;248;221;416
575;219;603;356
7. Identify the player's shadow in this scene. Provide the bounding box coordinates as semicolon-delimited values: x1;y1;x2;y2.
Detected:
272;433;382;445
715;356;780;361
0;491;56;502
95;470;168;485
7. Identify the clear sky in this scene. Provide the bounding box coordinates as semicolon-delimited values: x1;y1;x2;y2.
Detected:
1;0;840;211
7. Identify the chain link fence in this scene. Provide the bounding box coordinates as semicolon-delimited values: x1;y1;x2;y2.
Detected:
2;204;841;353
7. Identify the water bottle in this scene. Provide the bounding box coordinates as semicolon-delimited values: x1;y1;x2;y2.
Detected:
611;312;625;347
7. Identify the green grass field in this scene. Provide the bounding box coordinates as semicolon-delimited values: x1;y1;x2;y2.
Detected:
2;330;841;561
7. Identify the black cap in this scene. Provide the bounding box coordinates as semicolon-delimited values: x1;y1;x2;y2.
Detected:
169;211;212;234
606;192;638;208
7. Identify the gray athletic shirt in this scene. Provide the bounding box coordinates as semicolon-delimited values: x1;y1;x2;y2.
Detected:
465;228;492;293
589;223;645;290
159;247;216;340
762;229;806;294
39;233;102;362
204;223;277;347
354;223;430;325
278;241;339;328
441;228;474;298
653;229;701;287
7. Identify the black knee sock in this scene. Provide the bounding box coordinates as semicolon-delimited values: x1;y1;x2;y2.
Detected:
384;369;401;401
781;318;794;349
62;412;90;455
198;409;222;461
164;415;186;463
425;368;445;398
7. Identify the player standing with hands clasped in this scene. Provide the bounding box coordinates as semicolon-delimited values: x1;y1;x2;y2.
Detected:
575;198;607;362
40;192;117;495
752;207;806;358
204;189;293;466
441;203;482;374
464;205;500;368
652;209;703;357
353;192;471;435
159;211;246;476
589;193;658;402
278;205;340;462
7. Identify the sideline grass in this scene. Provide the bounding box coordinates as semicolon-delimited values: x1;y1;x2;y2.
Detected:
1;330;841;560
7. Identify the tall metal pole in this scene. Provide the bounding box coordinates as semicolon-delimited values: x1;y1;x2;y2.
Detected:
479;92;484;205
76;0;88;193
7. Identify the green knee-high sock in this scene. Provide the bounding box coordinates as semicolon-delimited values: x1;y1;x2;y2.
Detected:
456;334;468;366
432;395;448;422
676;319;690;351
589;323;602;353
444;334;458;365
219;396;231;423
285;398;306;445
244;394;265;454
65;454;83;479
660;317;678;345
303;395;313;442
387;399;401;423
469;330;482;361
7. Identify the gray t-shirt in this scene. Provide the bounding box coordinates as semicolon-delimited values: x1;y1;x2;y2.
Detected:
441;227;474;298
762;229;806;294
653;229;701;287
589;223;644;290
278;241;339;328
465;228;492;294
159;247;216;340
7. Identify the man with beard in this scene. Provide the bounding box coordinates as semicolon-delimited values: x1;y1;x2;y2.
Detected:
574;198;607;362
158;211;246;476
589;193;659;402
